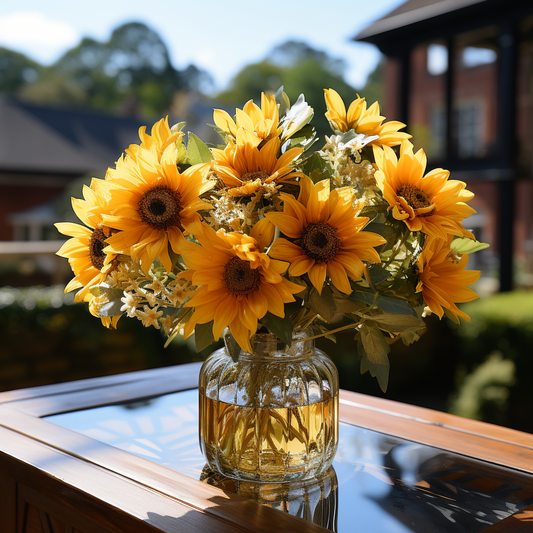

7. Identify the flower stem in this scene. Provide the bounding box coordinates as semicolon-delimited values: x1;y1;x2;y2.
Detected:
304;321;363;342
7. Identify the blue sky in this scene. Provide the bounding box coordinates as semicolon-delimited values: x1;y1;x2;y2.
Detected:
0;0;404;93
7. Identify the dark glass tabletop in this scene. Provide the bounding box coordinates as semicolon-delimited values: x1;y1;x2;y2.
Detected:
47;389;533;532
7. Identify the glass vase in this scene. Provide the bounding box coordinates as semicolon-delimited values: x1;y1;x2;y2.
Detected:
198;329;339;482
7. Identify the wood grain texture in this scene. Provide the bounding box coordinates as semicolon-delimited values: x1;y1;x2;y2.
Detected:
339;390;533;476
19;485;119;533
0;417;329;533
340;390;533;450
0;363;202;406
7;363;202;417
3;366;533;531
0;425;247;533
0;471;17;532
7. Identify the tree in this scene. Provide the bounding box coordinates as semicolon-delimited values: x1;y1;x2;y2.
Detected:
217;40;356;141
18;22;212;116
356;59;384;110
0;47;40;95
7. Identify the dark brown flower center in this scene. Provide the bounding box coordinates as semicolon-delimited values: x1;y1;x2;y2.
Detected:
223;256;261;296
300;222;341;262
138;185;182;229
397;184;435;216
89;227;108;270
241;170;269;183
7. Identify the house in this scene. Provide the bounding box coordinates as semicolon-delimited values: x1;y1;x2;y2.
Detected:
0;96;219;285
354;0;533;290
0;97;149;284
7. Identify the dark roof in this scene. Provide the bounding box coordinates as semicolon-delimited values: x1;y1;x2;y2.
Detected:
354;0;533;55
355;0;486;40
0;97;146;176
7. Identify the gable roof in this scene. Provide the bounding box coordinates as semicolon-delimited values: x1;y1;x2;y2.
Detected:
355;0;491;43
0;97;146;176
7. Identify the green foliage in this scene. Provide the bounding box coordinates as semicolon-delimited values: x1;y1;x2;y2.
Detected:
450;237;490;254
359;323;391;392
217;62;284;107
450;290;533;431
195;321;216;352
187;132;214;165
217;40;356;142
6;22;211;116
0;286;200;392
0;47;41;95
449;352;515;424
260;312;294;347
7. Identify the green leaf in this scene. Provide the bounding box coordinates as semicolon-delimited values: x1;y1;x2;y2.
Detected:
360;324;391;392
366;265;391;286
98;298;123;317
89;285;123;300
400;324;426;346
283;124;317;152
308;286;336;322
171;121;186;132
443;307;461;324
177;140;187;164
195;321;215;352
370;311;422;332
260;312;293;346
349;287;418;317
89;285;124;317
223;330;241;361
187;132;213;165
450;237;490;254
275;86;291;117
332;296;362;317
364;222;397;242
301;152;331;183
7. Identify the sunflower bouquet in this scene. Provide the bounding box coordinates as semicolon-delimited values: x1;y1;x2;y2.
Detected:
56;88;486;391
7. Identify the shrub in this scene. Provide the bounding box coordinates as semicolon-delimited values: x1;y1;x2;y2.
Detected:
0;286;199;392
449;290;533;431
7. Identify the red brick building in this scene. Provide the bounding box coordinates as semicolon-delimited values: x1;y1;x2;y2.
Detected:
355;0;533;290
0;97;146;284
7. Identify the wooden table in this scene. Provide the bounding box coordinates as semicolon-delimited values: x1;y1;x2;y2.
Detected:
1;362;532;533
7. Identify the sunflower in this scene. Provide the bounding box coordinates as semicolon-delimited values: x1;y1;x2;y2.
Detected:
374;141;476;241
213;92;282;147
55;180;120;328
266;176;386;295
100;149;214;273
124;116;182;165
178;220;302;352
212;130;304;197
417;236;480;322
324;88;410;147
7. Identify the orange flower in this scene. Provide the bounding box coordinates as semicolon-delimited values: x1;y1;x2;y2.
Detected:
100;148;213;273
124;116;181;165
212;130;304;197
374;141;476;241
267;176;385;294
55;179;119;328
417;236;480;322
213;92;282;147
178;221;302;352
324;88;410;147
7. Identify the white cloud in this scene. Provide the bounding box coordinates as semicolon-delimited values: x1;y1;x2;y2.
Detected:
0;12;80;63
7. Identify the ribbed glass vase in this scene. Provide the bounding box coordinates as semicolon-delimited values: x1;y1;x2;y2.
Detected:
198;329;339;482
